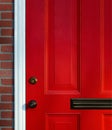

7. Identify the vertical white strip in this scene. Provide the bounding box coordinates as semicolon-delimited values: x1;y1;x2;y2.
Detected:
14;0;26;130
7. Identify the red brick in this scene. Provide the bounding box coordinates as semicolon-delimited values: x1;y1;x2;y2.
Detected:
1;12;13;19
0;0;14;2
1;45;13;52
1;95;13;102
2;128;13;130
0;21;12;27
0;87;12;93
0;70;13;77
0;0;14;128
1;79;13;85
0;54;13;60
0;103;12;110
1;111;13;118
0;120;12;126
0;38;13;44
0;4;12;10
1;62;13;69
1;29;13;36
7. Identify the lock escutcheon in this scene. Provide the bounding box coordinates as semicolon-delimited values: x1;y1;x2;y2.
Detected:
29;76;38;84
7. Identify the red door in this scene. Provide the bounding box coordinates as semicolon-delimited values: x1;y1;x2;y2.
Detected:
26;0;112;130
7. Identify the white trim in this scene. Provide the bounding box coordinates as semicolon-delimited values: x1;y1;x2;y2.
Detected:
14;0;26;130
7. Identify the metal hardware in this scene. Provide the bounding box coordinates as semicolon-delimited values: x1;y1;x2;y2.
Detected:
71;98;112;109
28;100;37;108
29;77;38;84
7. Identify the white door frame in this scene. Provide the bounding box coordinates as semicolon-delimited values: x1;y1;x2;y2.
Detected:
14;0;26;130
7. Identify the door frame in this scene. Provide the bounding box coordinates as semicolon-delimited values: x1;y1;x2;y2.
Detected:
14;0;26;130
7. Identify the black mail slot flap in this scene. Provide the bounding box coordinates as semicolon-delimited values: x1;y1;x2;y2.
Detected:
71;98;112;109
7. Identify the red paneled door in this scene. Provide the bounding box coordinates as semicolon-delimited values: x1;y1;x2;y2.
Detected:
26;0;112;130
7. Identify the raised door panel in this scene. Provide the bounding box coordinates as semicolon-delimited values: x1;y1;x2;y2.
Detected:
80;110;112;130
44;0;80;95
81;0;112;97
45;114;80;130
104;114;112;130
101;0;112;95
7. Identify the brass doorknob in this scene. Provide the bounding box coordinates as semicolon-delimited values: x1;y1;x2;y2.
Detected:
29;77;38;84
28;100;37;108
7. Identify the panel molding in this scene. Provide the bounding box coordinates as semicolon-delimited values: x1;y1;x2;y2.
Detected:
100;0;105;93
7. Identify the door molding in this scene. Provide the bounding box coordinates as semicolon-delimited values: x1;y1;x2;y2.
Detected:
14;0;26;130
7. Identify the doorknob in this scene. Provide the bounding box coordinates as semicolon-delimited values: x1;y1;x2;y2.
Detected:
28;100;37;108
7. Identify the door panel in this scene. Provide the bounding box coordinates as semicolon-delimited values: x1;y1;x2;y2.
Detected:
81;0;112;97
104;114;112;130
103;0;112;93
44;0;79;94
46;114;80;130
26;0;112;130
81;0;101;97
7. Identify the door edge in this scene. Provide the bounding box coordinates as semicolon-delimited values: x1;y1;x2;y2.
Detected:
14;0;26;130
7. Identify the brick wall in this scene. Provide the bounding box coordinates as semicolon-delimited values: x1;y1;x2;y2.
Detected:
0;0;14;130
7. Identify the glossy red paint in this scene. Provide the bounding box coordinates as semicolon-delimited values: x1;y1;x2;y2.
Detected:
26;0;112;130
